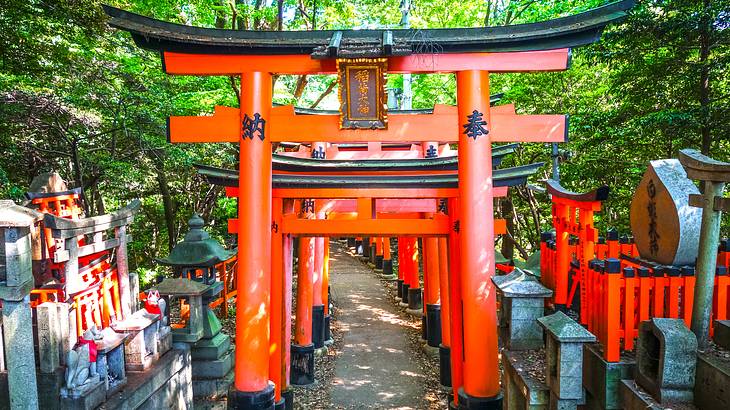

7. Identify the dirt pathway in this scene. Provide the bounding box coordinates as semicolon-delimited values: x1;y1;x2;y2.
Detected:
328;242;429;409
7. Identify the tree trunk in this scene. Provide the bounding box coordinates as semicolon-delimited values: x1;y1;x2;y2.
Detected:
70;139;90;215
215;0;228;28
699;0;712;155
309;80;337;108
253;0;263;29
484;0;492;26
155;163;176;252
277;0;284;30
500;198;515;259
293;75;308;100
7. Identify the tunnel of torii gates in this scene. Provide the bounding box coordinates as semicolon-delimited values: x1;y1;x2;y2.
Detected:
105;1;633;408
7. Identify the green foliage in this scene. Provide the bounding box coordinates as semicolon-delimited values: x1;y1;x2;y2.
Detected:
0;0;728;272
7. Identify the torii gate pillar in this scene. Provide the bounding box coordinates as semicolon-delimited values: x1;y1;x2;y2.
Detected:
229;72;275;409
456;70;502;408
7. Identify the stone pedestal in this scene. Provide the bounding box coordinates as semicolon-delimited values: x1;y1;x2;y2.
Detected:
713;319;730;350
189;283;234;399
96;327;128;397
538;311;596;410
36;301;62;374
636;318;697;404
582;343;635;410
60;378;106;410
494;269;552;351
111;309;161;371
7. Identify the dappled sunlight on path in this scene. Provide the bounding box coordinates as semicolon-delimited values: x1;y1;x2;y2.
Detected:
330;243;427;409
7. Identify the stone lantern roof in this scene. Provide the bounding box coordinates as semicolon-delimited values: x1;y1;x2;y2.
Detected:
492;268;552;298
156;214;235;268
155;277;209;296
0;200;43;226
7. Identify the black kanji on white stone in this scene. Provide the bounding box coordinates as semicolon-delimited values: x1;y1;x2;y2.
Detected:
242;113;266;141
462;110;489;140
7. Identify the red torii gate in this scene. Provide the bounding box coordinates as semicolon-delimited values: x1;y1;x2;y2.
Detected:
105;1;633;408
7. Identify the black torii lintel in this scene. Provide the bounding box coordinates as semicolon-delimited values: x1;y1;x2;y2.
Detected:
102;1;634;57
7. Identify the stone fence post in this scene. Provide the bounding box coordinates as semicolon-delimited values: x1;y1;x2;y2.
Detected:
538;311;596;410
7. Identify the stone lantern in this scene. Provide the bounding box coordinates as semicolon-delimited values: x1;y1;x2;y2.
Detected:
493;268;552;351
157;214;235;285
156;214;235;399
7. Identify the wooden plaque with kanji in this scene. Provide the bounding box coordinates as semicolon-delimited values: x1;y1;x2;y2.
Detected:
337;58;387;130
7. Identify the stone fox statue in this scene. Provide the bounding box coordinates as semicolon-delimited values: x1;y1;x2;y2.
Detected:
64;326;103;392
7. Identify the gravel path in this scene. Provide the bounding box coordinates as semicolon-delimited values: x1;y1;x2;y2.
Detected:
328;241;437;409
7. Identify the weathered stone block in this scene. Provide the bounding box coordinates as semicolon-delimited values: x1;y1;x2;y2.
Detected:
549;391;578;410
191;349;233;379
192;332;231;361
192;370;233;399
157;325;172;358
694;351;730;410
619;380;664;410
56;303;71;366
96;327;128;396
102;346;192;410
504;350;549;410
112;309;160;371
60;378;105;410
636;318;697;404
36;302;61;373
538;311;595;401
713;320;730;351
1;298;39;408
582;343;636;410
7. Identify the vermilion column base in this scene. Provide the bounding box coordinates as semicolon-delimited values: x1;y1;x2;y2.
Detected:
281;388;294;410
324;314;332;344
312;304;326;349
439;345;452;387
407;287;423;310
228;383;275;410
457;388;503;410
290;344;315;386
426;304;442;347
375;255;384;270
400;284;410;305
382;259;394;277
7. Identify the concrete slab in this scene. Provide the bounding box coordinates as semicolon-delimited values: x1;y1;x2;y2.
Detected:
330;243;426;409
